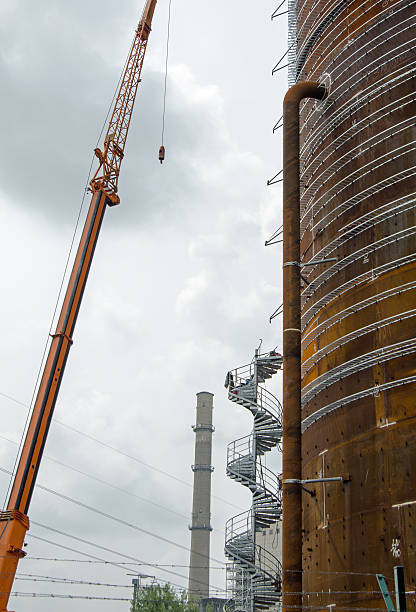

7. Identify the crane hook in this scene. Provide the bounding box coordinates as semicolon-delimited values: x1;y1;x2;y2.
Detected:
159;145;165;164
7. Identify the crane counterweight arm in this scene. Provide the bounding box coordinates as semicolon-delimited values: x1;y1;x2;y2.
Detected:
0;1;158;610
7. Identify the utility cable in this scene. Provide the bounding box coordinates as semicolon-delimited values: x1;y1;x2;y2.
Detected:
0;390;243;511
16;574;132;588
0;434;188;521
0;434;226;538
0;466;225;567
27;529;225;593
15;574;229;596
5;595;396;607
10;592;132;601
23;557;226;569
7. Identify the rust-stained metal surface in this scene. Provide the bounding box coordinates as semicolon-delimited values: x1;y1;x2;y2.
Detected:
286;0;416;608
282;82;325;612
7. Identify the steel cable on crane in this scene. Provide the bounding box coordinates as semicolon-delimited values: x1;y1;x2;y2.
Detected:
1;41;135;513
161;0;172;147
158;0;172;163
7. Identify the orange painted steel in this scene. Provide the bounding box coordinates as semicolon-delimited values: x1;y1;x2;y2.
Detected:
282;81;325;612
0;188;109;612
90;0;158;204
0;2;158;610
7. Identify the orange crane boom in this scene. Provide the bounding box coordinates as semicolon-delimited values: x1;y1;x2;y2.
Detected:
0;2;157;609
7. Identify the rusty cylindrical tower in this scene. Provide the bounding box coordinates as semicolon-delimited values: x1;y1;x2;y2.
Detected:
283;0;416;609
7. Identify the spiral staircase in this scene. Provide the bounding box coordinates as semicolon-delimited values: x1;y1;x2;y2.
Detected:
224;350;283;611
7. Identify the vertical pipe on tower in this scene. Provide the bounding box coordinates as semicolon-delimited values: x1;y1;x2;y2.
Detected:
189;392;214;601
282;82;325;612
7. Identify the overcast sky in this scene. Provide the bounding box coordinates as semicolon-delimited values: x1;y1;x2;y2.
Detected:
0;1;287;609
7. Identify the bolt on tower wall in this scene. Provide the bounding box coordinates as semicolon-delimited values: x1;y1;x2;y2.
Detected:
282;0;416;608
189;392;214;600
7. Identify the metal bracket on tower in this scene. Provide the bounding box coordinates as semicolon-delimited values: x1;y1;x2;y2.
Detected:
301;257;339;267
191;464;214;473
283;477;345;484
192;424;215;432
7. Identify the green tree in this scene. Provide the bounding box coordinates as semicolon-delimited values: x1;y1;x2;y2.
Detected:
131;583;199;611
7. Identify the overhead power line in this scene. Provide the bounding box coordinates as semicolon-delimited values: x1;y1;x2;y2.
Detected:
0;466;226;566
28;528;225;593
16;573;132;588
0;434;188;521
24;557;226;569
0;390;243;511
10;591;132;601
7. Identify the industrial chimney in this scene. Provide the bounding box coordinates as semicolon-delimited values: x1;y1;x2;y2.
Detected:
188;391;214;600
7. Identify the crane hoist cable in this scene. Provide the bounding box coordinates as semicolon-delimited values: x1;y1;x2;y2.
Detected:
2;48;132;515
0;1;159;610
159;0;173;164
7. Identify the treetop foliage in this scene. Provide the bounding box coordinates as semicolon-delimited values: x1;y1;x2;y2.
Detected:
131;583;201;611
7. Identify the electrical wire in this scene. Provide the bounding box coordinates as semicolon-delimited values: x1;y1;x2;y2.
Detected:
0;434;188;522
2;467;227;569
10;592;133;601
14;575;404;597
28;528;225;594
15;574;228;595
23;558;226;569
31;481;225;566
16;574;132;588
0;391;243;512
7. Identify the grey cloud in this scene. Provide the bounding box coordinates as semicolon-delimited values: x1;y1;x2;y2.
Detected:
0;0;231;231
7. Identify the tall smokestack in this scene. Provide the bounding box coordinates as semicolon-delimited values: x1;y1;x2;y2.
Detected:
189;391;214;600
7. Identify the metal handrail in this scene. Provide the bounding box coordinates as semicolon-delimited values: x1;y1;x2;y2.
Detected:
302;278;416;350
255;545;282;586
302;374;416;433
256;461;282;506
301;89;416;182
299;36;416;156
301;133;416;237
225;509;254;545
302;252;416;330
301;225;416;304
300;116;415;221
227;434;254;463
225;350;283;608
302;338;416;406
302;310;416;375
301;192;416;277
299;6;416;112
228;376;282;426
226;440;282;504
300;59;416;161
295;0;411;83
